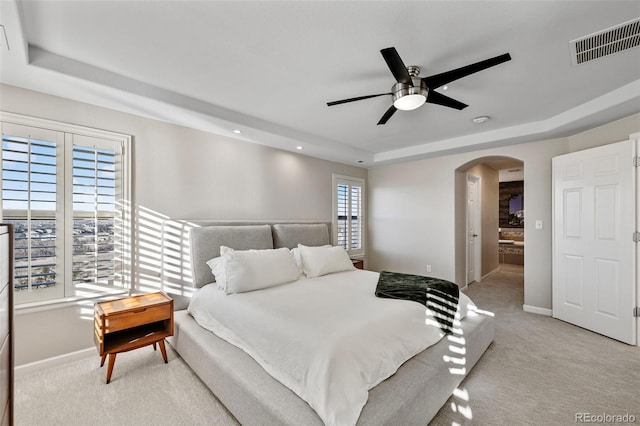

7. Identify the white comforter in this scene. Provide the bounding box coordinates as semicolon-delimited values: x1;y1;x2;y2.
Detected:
188;269;473;426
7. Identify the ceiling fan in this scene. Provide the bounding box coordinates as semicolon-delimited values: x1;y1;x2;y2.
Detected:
327;47;511;125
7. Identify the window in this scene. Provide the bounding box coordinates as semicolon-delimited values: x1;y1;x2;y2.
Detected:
332;174;364;257
1;114;131;305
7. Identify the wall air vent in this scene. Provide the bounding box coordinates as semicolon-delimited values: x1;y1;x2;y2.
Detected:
570;17;640;65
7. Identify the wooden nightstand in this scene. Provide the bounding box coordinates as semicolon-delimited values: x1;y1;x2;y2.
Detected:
351;258;364;270
94;292;173;383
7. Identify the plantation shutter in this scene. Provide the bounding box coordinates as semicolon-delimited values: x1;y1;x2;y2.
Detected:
349;184;362;251
334;176;364;256
336;183;349;248
1;123;65;303
1;117;129;304
70;135;124;289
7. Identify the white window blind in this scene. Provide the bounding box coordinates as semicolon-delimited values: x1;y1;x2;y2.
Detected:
2;134;61;301
333;175;364;256
72;144;119;287
1;117;130;305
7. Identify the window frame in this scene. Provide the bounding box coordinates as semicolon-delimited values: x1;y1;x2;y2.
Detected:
332;174;365;257
1;112;132;308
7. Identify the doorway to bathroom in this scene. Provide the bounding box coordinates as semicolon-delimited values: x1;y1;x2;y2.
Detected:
455;156;524;289
498;166;524;276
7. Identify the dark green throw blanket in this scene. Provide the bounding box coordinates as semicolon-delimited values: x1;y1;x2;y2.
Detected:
375;271;460;334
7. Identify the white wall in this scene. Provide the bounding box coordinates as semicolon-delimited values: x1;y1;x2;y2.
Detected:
1;83;366;365
368;113;640;313
567;115;640;152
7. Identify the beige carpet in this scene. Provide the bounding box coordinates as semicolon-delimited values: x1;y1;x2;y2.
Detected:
15;267;640;425
15;344;237;426
433;266;639;426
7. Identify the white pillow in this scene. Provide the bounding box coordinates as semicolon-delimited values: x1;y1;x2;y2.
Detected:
205;256;227;290
220;246;301;294
297;244;355;278
291;245;330;275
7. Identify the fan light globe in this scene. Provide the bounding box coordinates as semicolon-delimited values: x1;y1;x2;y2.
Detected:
392;80;428;112
394;94;426;111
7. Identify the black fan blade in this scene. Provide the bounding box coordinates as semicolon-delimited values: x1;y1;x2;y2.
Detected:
422;53;511;89
426;91;468;110
377;105;397;125
327;93;392;107
381;47;413;86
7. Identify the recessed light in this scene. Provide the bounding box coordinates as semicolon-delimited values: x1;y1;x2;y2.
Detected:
442;85;448;91
296;146;303;150
472;116;490;124
233;129;242;134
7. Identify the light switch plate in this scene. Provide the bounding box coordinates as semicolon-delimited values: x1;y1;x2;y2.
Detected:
535;220;543;230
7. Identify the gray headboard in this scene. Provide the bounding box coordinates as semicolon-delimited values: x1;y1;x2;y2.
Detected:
272;223;330;249
190;225;275;289
161;220;331;292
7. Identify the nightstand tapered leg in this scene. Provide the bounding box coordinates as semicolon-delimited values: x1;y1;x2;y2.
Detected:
100;354;107;367
106;353;116;384
153;342;157;351
158;339;168;363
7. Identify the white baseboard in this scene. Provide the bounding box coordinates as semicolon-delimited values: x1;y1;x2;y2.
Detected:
523;304;552;316
481;267;500;281
15;347;95;378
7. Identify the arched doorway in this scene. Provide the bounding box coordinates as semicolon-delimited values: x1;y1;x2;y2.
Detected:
454;156;524;289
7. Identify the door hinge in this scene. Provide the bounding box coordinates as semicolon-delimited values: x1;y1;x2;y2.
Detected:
634;156;640;167
634;232;640;242
634;307;640;318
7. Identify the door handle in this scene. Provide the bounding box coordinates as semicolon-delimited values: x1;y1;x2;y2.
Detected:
473;234;478;237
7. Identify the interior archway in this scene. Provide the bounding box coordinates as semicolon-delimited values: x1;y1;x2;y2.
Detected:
454;156;525;291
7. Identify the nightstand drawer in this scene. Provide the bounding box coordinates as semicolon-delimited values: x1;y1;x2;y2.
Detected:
104;303;171;333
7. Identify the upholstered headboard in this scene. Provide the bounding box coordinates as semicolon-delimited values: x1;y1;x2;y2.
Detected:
190;225;275;289
271;223;330;249
163;221;331;290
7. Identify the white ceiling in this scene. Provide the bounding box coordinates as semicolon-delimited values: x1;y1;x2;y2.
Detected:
1;1;639;167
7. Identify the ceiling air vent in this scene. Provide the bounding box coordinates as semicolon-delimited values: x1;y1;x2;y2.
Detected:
570;17;640;65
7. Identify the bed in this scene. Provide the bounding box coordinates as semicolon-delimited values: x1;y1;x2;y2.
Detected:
163;221;494;425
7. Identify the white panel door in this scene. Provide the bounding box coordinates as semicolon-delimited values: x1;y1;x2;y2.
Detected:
552;140;636;344
467;175;480;284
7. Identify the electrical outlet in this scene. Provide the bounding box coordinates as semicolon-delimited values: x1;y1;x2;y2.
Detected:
426;265;432;273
